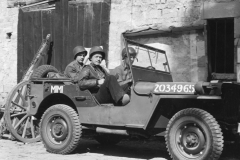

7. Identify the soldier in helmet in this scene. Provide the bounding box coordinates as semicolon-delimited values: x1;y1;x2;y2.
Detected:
64;46;87;83
110;47;137;92
78;46;130;106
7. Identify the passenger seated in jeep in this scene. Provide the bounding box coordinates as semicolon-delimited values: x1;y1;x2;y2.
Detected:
78;46;130;106
110;47;136;93
64;46;87;83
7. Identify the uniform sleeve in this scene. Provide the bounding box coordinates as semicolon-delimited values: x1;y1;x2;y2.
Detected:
109;67;122;82
78;67;98;90
65;65;83;83
64;65;77;79
115;67;123;82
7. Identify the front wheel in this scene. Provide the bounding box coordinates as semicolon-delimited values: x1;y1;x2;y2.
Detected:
40;104;81;154
165;108;223;160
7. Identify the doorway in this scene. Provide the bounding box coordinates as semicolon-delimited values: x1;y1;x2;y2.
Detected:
207;18;234;80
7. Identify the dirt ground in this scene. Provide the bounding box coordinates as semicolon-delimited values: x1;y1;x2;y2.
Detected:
0;136;240;160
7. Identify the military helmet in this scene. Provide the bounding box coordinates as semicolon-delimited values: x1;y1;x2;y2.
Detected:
122;47;137;60
89;46;105;60
73;46;87;59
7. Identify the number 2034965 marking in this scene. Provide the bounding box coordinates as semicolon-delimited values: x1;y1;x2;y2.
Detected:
154;84;195;93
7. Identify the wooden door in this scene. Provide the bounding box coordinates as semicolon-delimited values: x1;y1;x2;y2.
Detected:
17;0;111;82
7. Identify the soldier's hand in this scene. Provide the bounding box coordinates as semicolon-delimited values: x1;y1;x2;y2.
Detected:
98;79;105;85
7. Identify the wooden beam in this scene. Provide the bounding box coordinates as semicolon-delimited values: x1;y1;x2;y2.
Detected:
25;0;46;5
21;0;55;9
8;0;53;8
22;4;55;12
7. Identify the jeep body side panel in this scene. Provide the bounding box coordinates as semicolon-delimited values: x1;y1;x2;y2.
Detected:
76;89;160;128
29;83;44;115
76;89;218;131
42;83;97;107
145;96;223;132
32;81;97;115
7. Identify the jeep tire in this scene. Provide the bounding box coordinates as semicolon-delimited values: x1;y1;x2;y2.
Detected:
31;65;58;79
165;108;223;160
40;104;81;154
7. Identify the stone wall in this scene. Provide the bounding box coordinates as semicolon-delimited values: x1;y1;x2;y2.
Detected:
132;30;206;82
108;0;205;82
0;0;18;106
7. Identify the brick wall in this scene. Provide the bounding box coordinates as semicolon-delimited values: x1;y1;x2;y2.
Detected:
131;30;206;82
0;0;18;106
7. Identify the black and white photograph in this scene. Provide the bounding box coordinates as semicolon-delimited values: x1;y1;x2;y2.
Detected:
0;0;240;159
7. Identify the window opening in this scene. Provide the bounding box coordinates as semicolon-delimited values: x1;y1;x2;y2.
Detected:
207;18;234;75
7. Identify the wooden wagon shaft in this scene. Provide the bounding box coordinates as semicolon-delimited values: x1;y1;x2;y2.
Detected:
22;34;51;81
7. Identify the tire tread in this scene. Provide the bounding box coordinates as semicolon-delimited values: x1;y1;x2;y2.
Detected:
165;108;223;160
31;65;58;79
40;104;81;154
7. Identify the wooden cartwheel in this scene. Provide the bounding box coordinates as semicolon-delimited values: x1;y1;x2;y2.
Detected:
4;80;41;143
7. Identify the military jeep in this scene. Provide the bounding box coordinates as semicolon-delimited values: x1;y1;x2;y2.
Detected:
5;38;240;160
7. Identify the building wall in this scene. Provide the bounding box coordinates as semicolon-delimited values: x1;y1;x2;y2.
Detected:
132;31;206;82
108;0;205;82
0;0;18;106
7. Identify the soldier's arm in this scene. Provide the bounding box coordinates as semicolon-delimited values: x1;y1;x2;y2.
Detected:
114;68;123;82
78;67;99;90
119;79;132;86
65;65;77;78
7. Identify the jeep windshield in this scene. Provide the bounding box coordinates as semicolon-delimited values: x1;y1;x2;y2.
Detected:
125;39;170;73
125;39;172;83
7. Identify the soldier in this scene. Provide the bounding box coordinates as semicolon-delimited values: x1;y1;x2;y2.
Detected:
78;46;130;106
110;47;137;92
64;46;87;83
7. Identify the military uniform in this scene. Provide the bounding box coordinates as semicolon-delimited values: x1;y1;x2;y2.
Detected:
110;47;137;94
112;61;132;82
64;46;87;83
79;63;126;105
78;46;127;105
64;60;84;83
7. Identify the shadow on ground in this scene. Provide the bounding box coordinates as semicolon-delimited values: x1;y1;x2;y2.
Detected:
221;142;240;160
74;137;170;160
72;137;240;160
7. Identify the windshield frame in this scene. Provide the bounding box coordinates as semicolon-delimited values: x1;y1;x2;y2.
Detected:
124;38;171;72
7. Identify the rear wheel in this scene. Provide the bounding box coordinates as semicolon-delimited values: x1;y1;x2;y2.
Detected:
165;108;223;160
40;104;81;154
94;134;122;145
